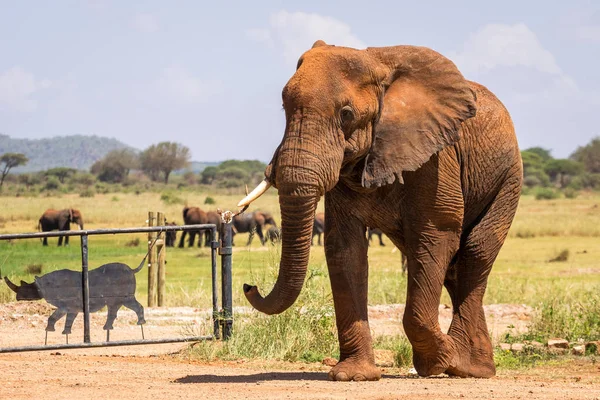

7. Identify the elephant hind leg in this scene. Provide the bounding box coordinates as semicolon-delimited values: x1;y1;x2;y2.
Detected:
444;173;521;378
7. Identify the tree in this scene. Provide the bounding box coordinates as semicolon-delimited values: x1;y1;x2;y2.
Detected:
200;166;218;184
544;159;584;188
45;167;76;183
139;142;190;183
91;149;138;183
524;147;553;163
570;137;600;173
0;153;28;190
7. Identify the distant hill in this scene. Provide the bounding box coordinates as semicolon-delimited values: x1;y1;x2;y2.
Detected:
0;134;137;172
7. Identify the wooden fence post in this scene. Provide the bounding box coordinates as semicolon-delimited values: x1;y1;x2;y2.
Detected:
147;211;157;307
157;211;166;307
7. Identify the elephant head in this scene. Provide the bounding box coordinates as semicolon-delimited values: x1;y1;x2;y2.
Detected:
68;209;84;229
239;41;476;315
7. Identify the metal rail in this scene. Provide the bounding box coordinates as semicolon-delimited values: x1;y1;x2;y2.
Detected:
0;224;216;240
0;336;214;354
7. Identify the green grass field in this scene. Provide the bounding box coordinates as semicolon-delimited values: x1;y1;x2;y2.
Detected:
1;189;600;366
1;190;600;308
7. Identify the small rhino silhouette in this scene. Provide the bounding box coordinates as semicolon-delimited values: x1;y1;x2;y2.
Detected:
4;261;146;335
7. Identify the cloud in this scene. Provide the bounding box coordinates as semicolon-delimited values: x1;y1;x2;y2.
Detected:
452;23;562;76
576;24;600;42
248;10;365;65
155;65;219;103
0;67;51;112
132;13;159;33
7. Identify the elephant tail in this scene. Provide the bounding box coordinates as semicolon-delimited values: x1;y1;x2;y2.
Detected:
132;235;160;273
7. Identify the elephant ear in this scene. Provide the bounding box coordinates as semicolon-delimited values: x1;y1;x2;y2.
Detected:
361;46;477;188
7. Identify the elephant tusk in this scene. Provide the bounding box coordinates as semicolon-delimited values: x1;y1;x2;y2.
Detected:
237;180;271;208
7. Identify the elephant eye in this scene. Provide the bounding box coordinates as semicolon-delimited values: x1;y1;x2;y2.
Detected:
340;106;354;126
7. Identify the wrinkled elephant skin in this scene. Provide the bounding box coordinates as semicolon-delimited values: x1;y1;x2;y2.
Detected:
241;41;523;382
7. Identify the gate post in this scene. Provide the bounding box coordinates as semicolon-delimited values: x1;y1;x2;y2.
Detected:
157;211;166;307
80;234;91;343
210;226;220;339
219;218;234;340
147;211;157;307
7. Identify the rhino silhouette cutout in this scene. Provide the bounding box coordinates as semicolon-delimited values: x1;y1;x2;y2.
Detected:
4;261;146;335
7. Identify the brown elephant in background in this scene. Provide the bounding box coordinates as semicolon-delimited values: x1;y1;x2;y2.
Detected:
164;221;177;247
204;211;221;247
178;206;208;248
238;41;522;381
38;208;84;246
232;211;277;246
367;227;385;246
312;212;325;246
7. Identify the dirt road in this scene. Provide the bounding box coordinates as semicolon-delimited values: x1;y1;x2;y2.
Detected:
1;352;599;400
1;302;599;399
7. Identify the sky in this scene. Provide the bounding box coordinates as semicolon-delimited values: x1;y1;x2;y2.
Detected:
0;0;599;161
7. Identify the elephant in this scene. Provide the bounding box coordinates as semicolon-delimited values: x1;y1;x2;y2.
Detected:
237;41;522;381
204;211;222;247
232;211;277;246
368;228;409;273
312;212;325;246
178;206;208;248
367;227;385;246
38;208;84;246
164;221;177;247
266;226;282;244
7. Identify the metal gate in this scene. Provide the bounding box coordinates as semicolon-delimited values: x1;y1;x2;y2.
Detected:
0;220;234;353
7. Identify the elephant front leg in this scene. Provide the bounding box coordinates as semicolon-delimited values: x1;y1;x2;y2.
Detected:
256;226;266;246
324;201;380;381
403;230;461;377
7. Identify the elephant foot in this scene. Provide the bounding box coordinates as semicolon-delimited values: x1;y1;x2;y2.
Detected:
445;357;495;378
103;324;114;331
137;318;146;325
328;359;381;381
61;328;72;335
45;326;56;332
444;339;495;378
412;334;458;377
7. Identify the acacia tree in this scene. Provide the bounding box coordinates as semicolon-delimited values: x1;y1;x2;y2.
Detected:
45;167;76;183
0;153;28;190
544;159;583;188
571;137;600;173
139;142;190;183
91;149;138;183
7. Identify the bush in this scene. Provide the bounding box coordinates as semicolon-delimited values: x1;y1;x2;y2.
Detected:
217;179;245;189
204;196;215;205
79;188;95;198
95;183;110;194
534;187;559;200
160;192;184;205
44;176;61;191
563;188;579;199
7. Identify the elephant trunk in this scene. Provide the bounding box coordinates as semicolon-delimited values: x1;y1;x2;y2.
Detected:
4;277;19;293
243;191;319;315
